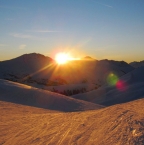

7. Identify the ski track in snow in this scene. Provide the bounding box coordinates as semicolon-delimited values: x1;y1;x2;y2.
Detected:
1;99;144;144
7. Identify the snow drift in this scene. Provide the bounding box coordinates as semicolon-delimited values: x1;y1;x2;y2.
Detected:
0;79;103;112
72;66;144;106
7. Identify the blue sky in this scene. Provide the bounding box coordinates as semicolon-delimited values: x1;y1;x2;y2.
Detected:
0;0;144;62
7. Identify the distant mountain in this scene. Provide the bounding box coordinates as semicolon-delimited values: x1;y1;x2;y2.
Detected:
0;79;103;112
129;60;144;68
0;53;53;74
72;66;144;106
82;56;95;60
0;53;134;87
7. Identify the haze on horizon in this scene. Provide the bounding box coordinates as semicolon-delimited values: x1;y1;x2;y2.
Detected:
0;0;144;62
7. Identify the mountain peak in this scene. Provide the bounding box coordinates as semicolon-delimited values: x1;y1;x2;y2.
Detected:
21;53;53;60
83;56;95;60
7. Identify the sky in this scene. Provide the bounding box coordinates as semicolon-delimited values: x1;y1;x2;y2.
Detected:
0;0;144;62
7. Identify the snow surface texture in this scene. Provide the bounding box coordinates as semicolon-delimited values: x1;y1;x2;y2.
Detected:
1;98;144;144
72;66;144;106
0;79;103;112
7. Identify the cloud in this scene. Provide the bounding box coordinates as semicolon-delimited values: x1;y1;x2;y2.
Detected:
10;33;32;39
103;4;113;8
26;30;62;33
10;32;60;40
91;1;113;8
10;33;46;40
0;5;26;10
19;44;26;49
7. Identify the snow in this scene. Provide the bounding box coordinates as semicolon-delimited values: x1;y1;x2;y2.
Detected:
0;79;31;89
0;79;103;112
1;98;144;144
72;66;144;106
27;83;97;96
0;54;144;144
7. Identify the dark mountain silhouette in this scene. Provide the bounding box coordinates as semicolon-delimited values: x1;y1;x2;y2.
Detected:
82;56;95;60
130;60;144;68
0;53;134;86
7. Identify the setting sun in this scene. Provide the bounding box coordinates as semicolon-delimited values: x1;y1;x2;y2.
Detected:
55;52;69;64
55;52;80;64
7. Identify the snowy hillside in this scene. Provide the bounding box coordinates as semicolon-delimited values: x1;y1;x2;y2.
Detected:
72;66;144;106
0;79;103;112
25;83;98;96
1;98;144;144
130;61;144;68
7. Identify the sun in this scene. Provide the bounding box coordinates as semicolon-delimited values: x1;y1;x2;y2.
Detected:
55;52;69;64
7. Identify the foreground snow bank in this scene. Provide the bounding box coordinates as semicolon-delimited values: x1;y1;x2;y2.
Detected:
0;79;103;112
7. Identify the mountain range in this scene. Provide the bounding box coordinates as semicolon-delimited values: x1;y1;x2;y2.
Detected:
130;60;144;68
0;53;134;85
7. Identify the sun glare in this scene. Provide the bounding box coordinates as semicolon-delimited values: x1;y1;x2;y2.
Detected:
55;52;69;64
55;52;81;64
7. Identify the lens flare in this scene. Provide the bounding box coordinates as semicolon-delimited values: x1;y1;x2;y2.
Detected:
116;80;127;91
107;73;127;91
107;73;119;86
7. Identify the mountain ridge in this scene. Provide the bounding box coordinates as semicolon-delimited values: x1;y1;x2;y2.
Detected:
0;53;134;86
130;60;144;68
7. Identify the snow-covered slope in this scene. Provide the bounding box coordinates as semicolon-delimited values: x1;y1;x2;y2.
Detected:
0;79;103;112
1;98;144;144
0;53;134;86
26;83;97;96
130;60;144;68
72;66;144;106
